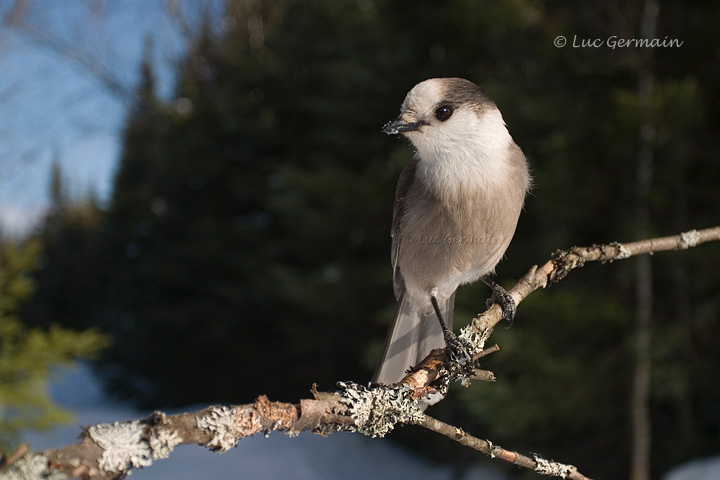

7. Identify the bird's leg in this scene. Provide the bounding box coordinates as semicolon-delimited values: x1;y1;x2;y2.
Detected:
429;294;454;342
430;293;473;366
482;275;516;328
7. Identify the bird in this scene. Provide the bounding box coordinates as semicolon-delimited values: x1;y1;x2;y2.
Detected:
373;78;530;390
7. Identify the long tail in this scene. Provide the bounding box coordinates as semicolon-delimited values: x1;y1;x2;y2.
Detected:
373;291;455;385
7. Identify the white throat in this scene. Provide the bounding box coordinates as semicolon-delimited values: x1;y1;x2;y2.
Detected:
411;108;513;200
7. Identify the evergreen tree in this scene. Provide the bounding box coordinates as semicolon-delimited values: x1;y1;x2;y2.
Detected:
0;238;109;454
22;159;105;333
96;0;399;406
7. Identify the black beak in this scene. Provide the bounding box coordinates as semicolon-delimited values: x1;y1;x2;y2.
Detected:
382;117;425;135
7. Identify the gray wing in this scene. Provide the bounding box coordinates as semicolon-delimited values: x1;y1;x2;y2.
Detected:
391;155;420;300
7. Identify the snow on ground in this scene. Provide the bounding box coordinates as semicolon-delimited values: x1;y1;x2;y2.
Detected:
663;456;720;480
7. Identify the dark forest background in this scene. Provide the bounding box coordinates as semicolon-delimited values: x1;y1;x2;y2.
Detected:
2;1;719;478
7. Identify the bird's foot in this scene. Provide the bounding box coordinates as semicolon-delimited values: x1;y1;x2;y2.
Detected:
443;329;475;367
482;276;516;328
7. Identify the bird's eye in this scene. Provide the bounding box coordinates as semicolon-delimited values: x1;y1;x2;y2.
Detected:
434;105;453;122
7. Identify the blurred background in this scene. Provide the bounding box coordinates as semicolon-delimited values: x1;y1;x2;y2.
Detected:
1;1;719;479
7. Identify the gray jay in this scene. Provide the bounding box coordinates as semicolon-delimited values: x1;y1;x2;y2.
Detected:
374;78;530;387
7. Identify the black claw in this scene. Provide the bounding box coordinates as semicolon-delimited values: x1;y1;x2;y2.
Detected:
482;276;517;328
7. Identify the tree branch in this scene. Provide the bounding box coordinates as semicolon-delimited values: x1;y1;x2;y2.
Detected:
3;227;718;480
418;415;592;480
470;226;720;333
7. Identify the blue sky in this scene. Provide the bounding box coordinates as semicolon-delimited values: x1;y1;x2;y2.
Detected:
0;1;206;236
